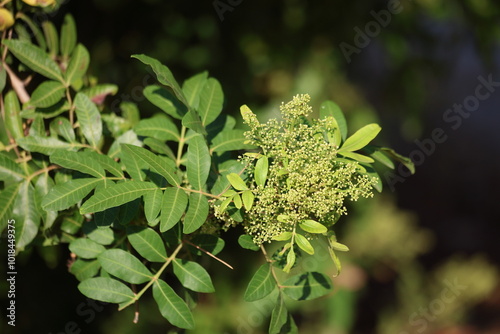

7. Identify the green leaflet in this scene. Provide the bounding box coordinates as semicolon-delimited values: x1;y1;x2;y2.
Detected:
0;184;21;231
121;144;181;186
98;249;152;284
60;14;77;59
0;154;25;182
82;220;114;246
182;109;206;135
80;181;157;214
210;129;254;154
338;123;381;153
29;80;65;108
294;234;314;255
17;136;75;155
143;188;162;225
134;114;180;142
182;71;208;110
34;170;57;229
13;181;40;251
160;187;188;232
74;93;102;148
81;84;118;102
299;220;327;234
42;178;103;211
338;151;374;163
3;39;63;82
132;54;188;106
50;150;106;178
183;192;209;234
65;44;90;86
143;85;187;120
69;238;106;259
238;234;260;251
144;137;176;160
269;293;288;334
50;117;75;143
186;134;210;190
153;279;195;330
227;173;248;191
4;90;24;140
244;264;276;302
282;272;333;301
78;277;135;304
320;100;347;141
16;13;46;51
29;115;45;137
70;259;100;282
81;150;124;178
241;190;254;211
173;259;215;293
126;226;167;262
254;155;269;187
42;21;59;57
198;77;223;126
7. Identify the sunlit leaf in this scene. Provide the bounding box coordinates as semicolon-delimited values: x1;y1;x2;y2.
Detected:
182;71;208;110
320;100;347;141
42;178;103;211
226;173;248;191
186;134;210;190
338;123;381;153
98;249;152;284
198;77;223;126
50;150;106;178
80;181;157;214
74;93;102;148
298;220;327;234
13;181;40;251
209;129;254;154
143;85;187;120
183;192;209;234
126;226;167;262
241;190;254;211
134;114;180;142
0;154;25;182
50;117;75;143
143;188;162;226
294;234;314;255
3;39;63;82
4;90;24;140
254;155;268;187
160;187;188;232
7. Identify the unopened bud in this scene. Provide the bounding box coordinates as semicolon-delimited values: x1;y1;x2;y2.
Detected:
0;9;14;31
21;0;56;7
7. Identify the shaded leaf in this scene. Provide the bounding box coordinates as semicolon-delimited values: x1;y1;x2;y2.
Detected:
30;80;65;108
69;238;106;259
65;44;89;86
244;264;276;301
143;85;187;120
188;234;225;256
0;154;25;182
50;117;75;142
173;259;215;293
143;188;162;225
70;258;100;281
13;181;40;251
75;93;102;148
320;100;347;141
78;277;135;304
269;293;288;334
182;110;206;135
4;90;24;140
282;272;333;301
238;234;260;251
60;14;77;59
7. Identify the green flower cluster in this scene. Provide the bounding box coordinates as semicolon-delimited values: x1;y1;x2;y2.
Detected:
224;94;377;245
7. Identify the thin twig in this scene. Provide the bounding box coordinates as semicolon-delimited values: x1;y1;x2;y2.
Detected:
183;239;234;270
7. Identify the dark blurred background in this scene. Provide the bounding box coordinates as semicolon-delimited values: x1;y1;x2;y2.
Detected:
3;0;500;333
